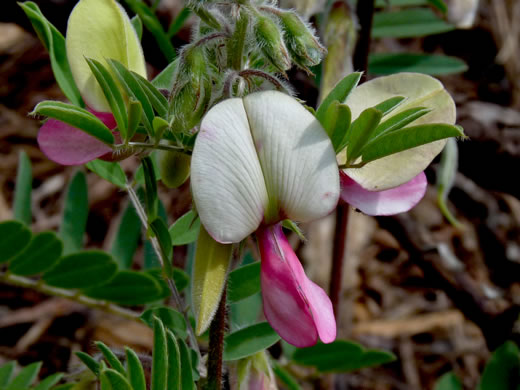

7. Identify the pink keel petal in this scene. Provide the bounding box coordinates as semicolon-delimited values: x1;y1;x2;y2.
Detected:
37;111;116;166
340;171;427;216
257;224;336;348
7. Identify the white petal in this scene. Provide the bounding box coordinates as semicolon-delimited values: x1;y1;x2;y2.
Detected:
191;98;269;244
66;0;146;111
343;73;456;190
243;91;340;223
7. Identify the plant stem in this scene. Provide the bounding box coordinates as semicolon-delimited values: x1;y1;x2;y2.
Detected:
0;272;139;321
125;184;201;362
329;0;375;316
205;288;227;390
352;0;376;82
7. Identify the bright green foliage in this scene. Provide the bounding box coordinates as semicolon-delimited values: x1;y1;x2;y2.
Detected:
372;8;454;38
316;72;361;124
292;340;396;372
0;361;16;387
142;157;158;221
166;331;181;390
84;270;163;305
272;361;302;390
96;341;126;375
43;251;118;289
141;306;188;339
86;160;127;189
86;58;129;139
110;203;142;268
479;341;520;390
108;59;154;136
227;262;261;303
177;339;196;390
5;362;42;390
125;348;146;390
31;101;114;145
369;53;468;76
358;123;464;164
101;368;132;390
19;2;84;106
434;372;462;390
10;231;63;275
168;210;200;246
14;150;32;225
59;171;88;254
151;318;168;390
0;221;32;263
76;351;100;376
223;322;280;361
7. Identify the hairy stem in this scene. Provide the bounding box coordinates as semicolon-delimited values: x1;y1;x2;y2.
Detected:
205;288;227;390
125;185;201;362
0;272;139;321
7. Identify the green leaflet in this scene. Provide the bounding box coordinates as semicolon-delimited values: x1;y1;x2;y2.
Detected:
86;160;127;189
0;221;32;263
13;150;32;225
223;322;280;361
31;101;115;145
9;231;63;276
59;171;88;255
43;251;118;289
316;72;361;124
86;58;128;139
292;340;396;372
359;123;465;164
372;8;454;38
369;53;467;76
19;2;84;106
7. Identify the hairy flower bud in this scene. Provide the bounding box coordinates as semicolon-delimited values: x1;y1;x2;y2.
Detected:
278;10;326;72
254;15;291;74
170;45;212;132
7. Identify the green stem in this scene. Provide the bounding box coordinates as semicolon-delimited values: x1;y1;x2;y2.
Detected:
125;185;201;362
205;288;227;390
0;272;139;321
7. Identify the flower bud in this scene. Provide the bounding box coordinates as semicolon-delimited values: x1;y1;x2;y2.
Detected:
170;45;212;132
254;15;291;74
158;149;191;188
279;10;326;72
233;351;277;390
320;1;357;100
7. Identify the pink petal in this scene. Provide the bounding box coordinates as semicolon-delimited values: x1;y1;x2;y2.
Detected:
340;171;427;216
257;224;336;347
37;110;116;166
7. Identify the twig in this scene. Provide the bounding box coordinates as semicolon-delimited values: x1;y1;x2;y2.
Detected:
0;272;139;321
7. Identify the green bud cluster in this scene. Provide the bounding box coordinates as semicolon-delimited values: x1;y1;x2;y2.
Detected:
167;0;328;134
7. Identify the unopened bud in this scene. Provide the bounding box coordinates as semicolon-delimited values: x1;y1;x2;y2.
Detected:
254;15;291;74
279;10;326;72
159;148;191;188
170;78;212;133
320;1;357;102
